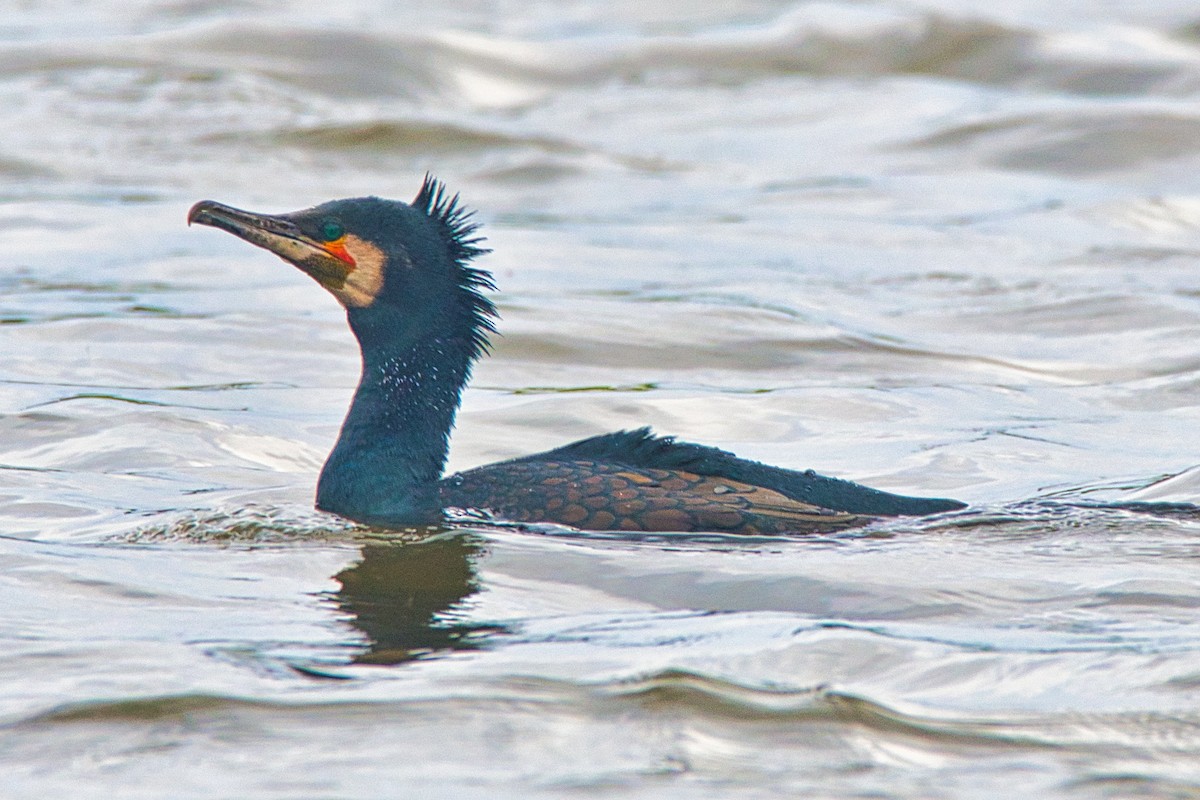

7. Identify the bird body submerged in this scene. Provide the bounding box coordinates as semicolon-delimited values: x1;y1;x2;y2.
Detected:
189;178;964;534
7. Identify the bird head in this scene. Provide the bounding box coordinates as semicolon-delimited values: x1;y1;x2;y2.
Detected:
188;176;496;356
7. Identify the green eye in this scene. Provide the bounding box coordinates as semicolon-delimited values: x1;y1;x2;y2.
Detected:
320;219;344;242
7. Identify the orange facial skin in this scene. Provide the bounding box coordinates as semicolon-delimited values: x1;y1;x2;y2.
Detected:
323;236;357;267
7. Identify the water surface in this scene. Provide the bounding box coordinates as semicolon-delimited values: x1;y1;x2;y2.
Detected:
3;1;1200;797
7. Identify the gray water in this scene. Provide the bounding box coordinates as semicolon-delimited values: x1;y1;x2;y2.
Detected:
3;1;1200;797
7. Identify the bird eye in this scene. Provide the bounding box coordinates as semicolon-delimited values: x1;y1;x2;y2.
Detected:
320;219;344;242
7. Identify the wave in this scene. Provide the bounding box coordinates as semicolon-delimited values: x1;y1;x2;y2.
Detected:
200;119;583;159
5;9;1200;106
907;108;1200;175
19;667;1200;760
6;9;1200;190
121;504;396;544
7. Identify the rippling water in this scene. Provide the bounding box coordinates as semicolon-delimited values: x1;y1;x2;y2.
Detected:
4;1;1200;797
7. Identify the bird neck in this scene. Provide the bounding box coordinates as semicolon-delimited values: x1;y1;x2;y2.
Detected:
315;308;476;527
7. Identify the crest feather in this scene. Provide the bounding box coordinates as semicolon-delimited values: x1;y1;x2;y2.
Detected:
412;174;498;360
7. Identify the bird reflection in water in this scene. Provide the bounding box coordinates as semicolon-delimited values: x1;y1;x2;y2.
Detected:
330;532;505;665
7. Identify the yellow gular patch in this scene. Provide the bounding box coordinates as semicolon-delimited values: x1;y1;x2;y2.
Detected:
330;234;387;308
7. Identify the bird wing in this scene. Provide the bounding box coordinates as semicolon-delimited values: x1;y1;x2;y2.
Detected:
441;459;867;534
511;427;964;516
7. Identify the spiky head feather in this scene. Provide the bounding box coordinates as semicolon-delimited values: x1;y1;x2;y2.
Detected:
412;174;498;361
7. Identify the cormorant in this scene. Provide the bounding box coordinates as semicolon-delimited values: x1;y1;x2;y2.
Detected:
188;177;965;534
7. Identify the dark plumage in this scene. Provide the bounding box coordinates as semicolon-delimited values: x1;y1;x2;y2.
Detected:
188;177;965;534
